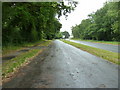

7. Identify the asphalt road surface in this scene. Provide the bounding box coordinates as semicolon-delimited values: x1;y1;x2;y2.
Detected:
3;40;118;88
67;39;119;53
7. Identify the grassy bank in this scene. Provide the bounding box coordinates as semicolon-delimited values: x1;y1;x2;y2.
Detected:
2;40;45;56
72;38;119;45
61;40;119;65
2;40;52;78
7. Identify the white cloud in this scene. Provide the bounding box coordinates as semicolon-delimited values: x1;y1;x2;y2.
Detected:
59;0;108;35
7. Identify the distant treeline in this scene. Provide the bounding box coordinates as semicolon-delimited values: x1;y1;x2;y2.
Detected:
2;2;77;46
72;2;120;41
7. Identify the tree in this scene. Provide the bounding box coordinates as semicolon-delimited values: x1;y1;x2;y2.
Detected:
62;31;70;38
2;2;78;46
55;32;63;39
72;2;119;41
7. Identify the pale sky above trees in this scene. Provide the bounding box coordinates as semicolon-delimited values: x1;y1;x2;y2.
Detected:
60;0;108;35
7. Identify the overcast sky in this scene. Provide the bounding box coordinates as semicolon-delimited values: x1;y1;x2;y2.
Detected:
59;0;108;35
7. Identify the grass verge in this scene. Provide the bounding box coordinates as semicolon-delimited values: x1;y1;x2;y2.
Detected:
2;49;41;78
2;40;45;56
2;40;52;78
38;40;52;47
61;39;119;65
72;38;119;45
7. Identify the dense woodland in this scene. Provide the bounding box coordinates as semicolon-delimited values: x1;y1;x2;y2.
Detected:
2;2;77;46
72;2;120;41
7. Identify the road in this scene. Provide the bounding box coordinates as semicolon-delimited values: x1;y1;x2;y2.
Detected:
67;39;119;53
3;40;118;88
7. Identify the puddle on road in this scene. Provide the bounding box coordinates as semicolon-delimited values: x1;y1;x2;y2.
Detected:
2;46;47;63
2;56;16;60
2;55;16;63
2;49;29;63
18;49;29;52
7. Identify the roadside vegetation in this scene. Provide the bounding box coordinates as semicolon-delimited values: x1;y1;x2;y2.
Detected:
2;2;77;47
72;38;119;45
2;40;53;56
2;40;52;78
2;49;41;78
2;2;77;57
2;40;45;56
2;2;77;80
72;2;120;42
61;40;119;65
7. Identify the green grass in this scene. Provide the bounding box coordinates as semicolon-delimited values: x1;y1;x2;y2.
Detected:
2;40;52;78
38;40;52;47
2;49;41;78
2;40;45;56
72;38;119;45
61;40;119;65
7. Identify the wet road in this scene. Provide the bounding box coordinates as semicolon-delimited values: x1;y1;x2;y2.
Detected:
67;39;119;53
3;40;118;88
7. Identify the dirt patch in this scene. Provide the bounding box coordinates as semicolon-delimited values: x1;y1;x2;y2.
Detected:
2;44;53;88
2;44;47;63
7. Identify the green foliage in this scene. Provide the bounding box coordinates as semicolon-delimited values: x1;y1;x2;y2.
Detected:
55;32;63;39
2;40;52;77
2;2;77;46
72;38;119;45
2;49;41;77
72;2;119;41
2;40;44;56
61;31;70;38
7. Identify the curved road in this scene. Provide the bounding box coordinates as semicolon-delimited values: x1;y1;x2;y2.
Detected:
3;40;118;88
67;39;119;53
